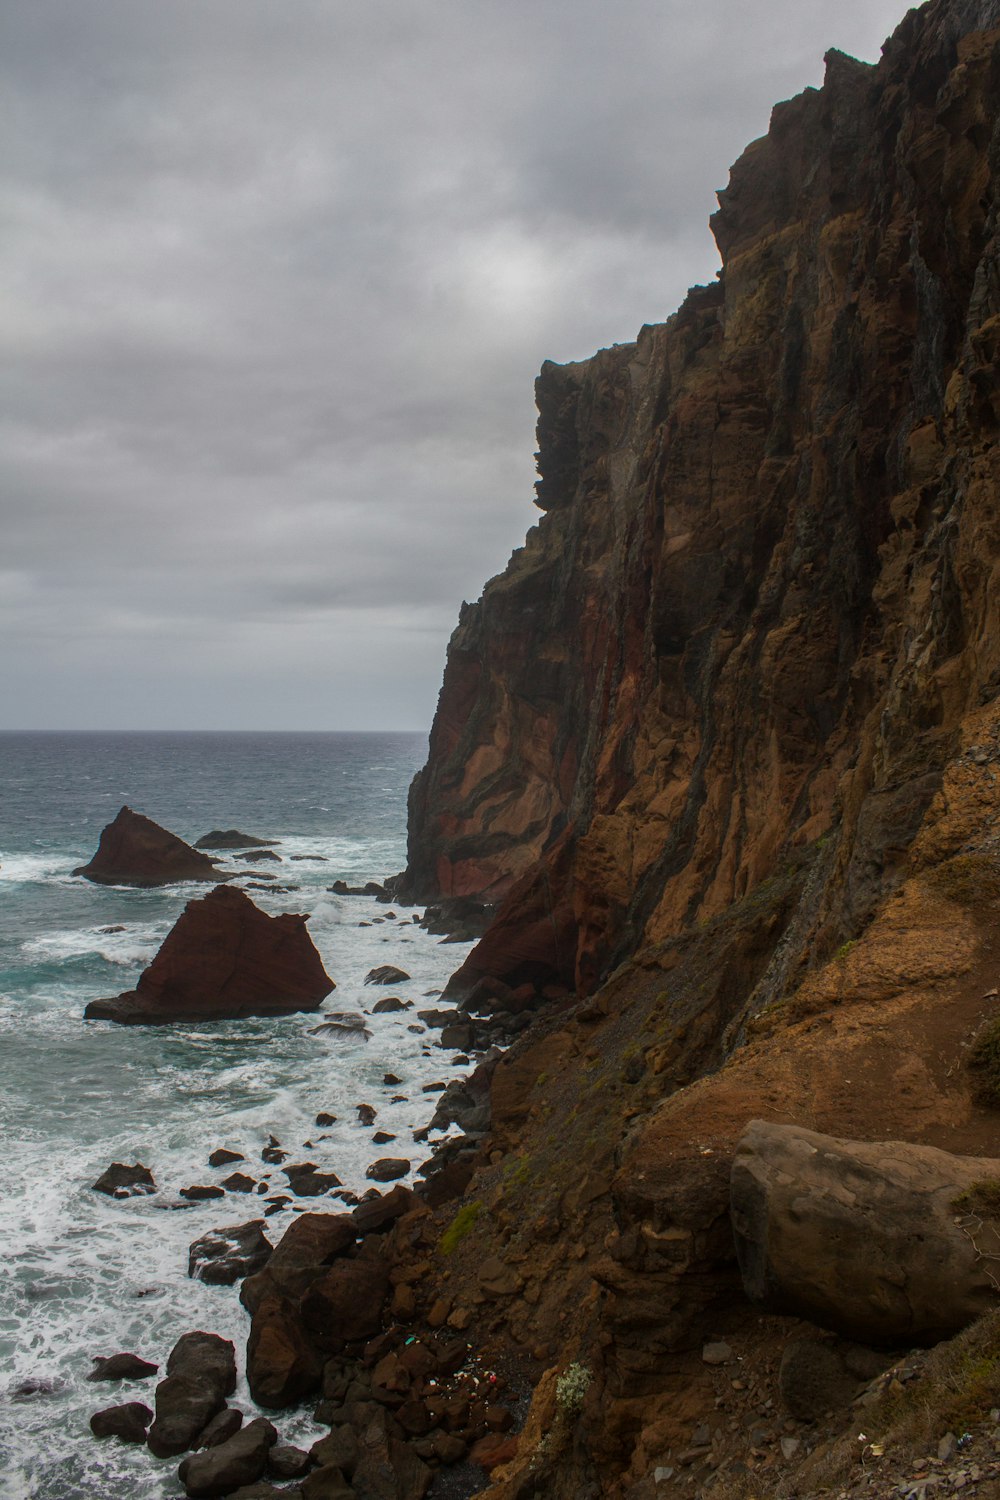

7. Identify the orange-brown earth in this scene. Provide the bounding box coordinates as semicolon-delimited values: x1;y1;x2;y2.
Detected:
387;1;1000;1495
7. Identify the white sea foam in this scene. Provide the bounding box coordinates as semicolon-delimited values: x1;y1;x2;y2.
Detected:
0;886;475;1499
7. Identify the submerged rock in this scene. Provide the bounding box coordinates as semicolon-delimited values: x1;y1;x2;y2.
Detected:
83;885;334;1025
90;1401;153;1443
188;1220;272;1286
88;1352;159;1382
195;830;279;850
91;1162;157;1199
364;965;410;986
74;806;220;887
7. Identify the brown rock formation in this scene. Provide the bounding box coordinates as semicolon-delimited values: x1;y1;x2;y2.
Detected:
74;807;220;886
84;885;334;1025
403;0;1000;1010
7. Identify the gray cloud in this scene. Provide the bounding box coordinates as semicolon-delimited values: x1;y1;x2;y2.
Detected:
1;0;909;729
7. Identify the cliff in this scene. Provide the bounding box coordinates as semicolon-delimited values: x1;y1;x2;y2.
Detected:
395;1;1000;1496
403;0;1000;1011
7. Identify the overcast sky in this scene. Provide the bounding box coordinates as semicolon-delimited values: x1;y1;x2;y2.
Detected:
2;0;911;731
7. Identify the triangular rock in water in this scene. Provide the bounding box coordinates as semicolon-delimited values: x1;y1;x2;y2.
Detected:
73;806;220;887
83;885;335;1025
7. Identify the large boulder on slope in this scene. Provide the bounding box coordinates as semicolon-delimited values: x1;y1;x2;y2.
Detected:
84;885;334;1025
247;1293;323;1408
74;806;220;886
241;1211;357;1316
730;1120;1000;1347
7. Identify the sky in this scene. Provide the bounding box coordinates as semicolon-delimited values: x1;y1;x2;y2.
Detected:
2;0;913;731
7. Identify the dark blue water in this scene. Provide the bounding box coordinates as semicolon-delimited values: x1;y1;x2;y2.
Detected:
0;731;472;1500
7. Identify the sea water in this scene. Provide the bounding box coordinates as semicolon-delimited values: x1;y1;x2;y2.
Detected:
0;732;472;1500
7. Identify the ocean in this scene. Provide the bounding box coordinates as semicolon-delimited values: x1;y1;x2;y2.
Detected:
0;731;472;1500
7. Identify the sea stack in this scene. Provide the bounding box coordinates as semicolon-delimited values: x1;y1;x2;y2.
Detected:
84;885;334;1024
73;806;220;887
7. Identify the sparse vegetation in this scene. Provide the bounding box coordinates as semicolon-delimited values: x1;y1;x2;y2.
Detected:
439;1199;482;1255
952;1179;1000;1217
555;1361;592;1416
834;939;857;961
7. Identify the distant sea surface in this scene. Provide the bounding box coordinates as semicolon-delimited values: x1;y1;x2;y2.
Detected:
0;731;471;1500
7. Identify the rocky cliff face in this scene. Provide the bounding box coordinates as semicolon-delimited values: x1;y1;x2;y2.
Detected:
404;0;1000;1012
395;3;1000;1496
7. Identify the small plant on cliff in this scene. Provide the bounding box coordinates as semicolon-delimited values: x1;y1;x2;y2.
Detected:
555;1361;592;1417
952;1179;1000;1217
968;1020;1000;1107
439;1200;482;1255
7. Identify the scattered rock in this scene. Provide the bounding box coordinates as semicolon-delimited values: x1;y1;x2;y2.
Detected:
74;806;220;886
209;1149;245;1168
223;1172;258;1194
85;885;335;1025
90;1401;153;1443
181;1185;226;1202
702;1341;733;1366
357;1104;377;1126
351;1185;422;1236
91;1162;156;1199
88;1353;159;1382
779;1338;859;1419
365;1158;410;1182
330;879;387;897
177;1415;278;1497
371;997;410;1014
283;1164;342;1197
315;1112;337;1127
364;966;411;986
247;1293;323;1409
188;1220;272;1285
195;830;279;850
237;849;282;864
196;1408;244;1449
146;1331;237;1458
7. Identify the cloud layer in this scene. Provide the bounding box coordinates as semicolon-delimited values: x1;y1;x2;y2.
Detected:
2;0;909;728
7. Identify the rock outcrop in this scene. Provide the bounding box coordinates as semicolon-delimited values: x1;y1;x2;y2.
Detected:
74;807;220;886
730;1120;1000;1345
84;885;334;1024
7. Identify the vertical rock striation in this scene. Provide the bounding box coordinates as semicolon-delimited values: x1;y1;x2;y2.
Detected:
404;0;1000;1008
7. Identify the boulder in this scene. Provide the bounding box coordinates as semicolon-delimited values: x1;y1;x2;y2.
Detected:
330;879;387;897
351;1186;421;1236
365;1159;410;1183
84;885;335;1025
247;1293;323;1408
74;806;219;886
196;1408;244;1449
731;1120;1000;1346
88;1352;158;1382
209;1148;245;1168
302;1467;355;1499
89;1401;152;1442
299;1260;390;1351
371;997;410;1014
364;966;410;986
351;1405;431;1500
284;1164;342;1197
189;1220;272;1285
238;849;282;864
91;1162;156;1199
181;1185;226;1202
146;1332;237;1458
223;1172;258;1193
178;1416;278;1497
241;1211;357;1314
196;830;279;850
268;1444;313;1478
